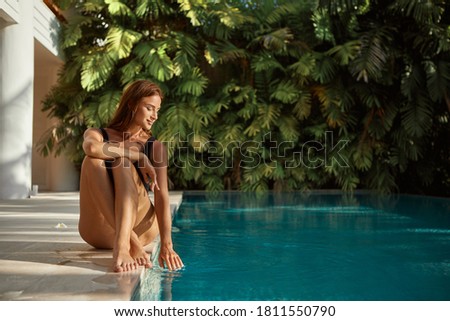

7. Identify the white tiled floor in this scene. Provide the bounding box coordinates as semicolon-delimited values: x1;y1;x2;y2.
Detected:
0;191;183;300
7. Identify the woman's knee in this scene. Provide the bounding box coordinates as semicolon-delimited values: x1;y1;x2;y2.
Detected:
81;156;108;172
111;157;141;183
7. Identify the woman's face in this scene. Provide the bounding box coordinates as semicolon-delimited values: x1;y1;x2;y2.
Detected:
133;95;161;131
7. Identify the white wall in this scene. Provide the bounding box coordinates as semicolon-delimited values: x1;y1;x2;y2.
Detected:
33;39;79;192
0;1;78;199
0;1;34;199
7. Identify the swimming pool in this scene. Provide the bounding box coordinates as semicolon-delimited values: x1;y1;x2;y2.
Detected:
133;191;450;301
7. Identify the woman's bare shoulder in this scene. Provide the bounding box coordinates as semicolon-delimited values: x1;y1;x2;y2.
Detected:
83;127;103;140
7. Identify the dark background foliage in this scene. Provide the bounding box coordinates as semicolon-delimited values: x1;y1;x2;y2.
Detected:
39;0;450;196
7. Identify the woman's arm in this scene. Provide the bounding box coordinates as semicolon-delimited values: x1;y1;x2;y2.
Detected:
82;128;158;189
83;128;144;163
152;140;184;271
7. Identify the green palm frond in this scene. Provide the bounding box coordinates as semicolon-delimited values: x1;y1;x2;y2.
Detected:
213;41;249;65
97;89;122;124
189;132;210;152
288;52;315;84
270;80;299;104
136;0;173;18
350;27;394;82
336;170;359;191
436;26;450;54
79;0;105;13
59;53;83;84
292;90;312;120
253;28;294;52
158;103;190;141
237;101;258;121
311;7;335;44
171;31;198;74
203;18;234;41
401;95;433;138
119;59;143;85
258;103;281;130
175;67;208;97
212;7;254;29
319;0;370;15
312;53;338;83
243;119;262;137
277;115;300;141
389;0;445;24
368;161;398;194
352;143;373;171
177;0;207;26
106;0;134;18
60;15;94;49
81;50;117;92
326;40;361;65
106;26;142;59
365;104;398;140
134;42;174;81
425;60;450;103
358;85;383;109
251;52;284;73
265;2;301;25
400;63;425;100
202;174;224;191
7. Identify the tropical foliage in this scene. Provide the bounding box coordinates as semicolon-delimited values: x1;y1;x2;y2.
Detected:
39;0;450;196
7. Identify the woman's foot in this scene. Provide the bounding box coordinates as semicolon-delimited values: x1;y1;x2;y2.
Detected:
130;239;152;268
113;247;138;273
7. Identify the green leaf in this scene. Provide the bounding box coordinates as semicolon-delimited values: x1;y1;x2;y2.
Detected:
425;60;450;103
136;0;173;18
177;0;205;26
61;15;94;49
350;27;394;82
210;41;250;65
135;42;174;81
106;0;134;17
251;52;284;73
312;53;338;83
119;59;143;85
81;51;117;92
401;95;433;138
270;80;299;104
175;67;208;96
106;27;142;60
288;52;316;84
326;40;361;65
258;103;281;129
293;90;312;120
277;115;300;141
254;28;294;52
401;63;425;100
352;144;373;171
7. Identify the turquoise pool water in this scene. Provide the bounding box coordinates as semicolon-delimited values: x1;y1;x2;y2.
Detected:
134;192;450;301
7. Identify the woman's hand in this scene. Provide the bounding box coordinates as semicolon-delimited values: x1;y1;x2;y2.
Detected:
142;157;160;191
158;243;184;271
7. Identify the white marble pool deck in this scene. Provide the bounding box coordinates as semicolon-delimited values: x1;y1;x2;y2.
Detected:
0;191;183;301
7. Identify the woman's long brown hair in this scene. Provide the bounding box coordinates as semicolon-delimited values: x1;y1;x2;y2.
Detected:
108;80;163;133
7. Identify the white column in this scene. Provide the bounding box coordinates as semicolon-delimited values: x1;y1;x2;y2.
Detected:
0;1;34;199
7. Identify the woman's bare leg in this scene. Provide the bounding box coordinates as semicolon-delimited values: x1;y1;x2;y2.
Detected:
79;156;158;272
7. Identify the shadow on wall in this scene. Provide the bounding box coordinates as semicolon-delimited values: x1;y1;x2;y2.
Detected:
0;146;32;199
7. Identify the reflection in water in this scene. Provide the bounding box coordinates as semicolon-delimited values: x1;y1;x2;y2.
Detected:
133;266;184;300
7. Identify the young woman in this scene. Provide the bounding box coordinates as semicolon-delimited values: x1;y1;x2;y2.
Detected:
78;80;183;273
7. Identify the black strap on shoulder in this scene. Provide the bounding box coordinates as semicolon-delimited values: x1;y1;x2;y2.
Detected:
99;128;109;142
